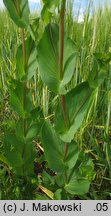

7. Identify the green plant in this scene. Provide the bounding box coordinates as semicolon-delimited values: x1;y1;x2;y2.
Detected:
1;0;41;199
1;0;110;200
37;0;95;199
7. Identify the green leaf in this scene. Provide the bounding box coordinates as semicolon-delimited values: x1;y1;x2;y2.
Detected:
16;37;38;81
54;189;62;200
3;0;30;28
65;178;90;195
26;122;42;141
64;153;95;195
13;80;24;103
10;80;33;117
55;82;93;142
4;133;36;176
16;45;25;80
26;47;38;81
10;80;24;117
4;134;24;175
61;52;77;90
88;56;106;88
38;24;78;94
10;88;25;118
41;121;65;172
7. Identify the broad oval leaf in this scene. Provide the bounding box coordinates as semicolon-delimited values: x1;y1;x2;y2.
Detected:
55;82;93;142
3;0;30;28
41;120;65;172
64;153;95;195
65;179;90;195
16;37;38;81
37;24;78;94
10;80;33;117
4;133;36;176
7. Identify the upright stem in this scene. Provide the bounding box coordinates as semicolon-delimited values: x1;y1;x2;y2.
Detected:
59;0;69;183
21;29;27;137
21;28;27;155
